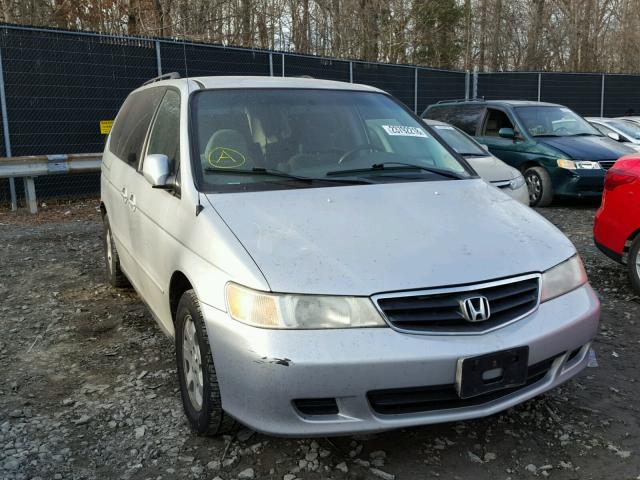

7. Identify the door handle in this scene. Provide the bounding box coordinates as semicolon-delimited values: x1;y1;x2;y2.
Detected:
121;186;128;202
128;193;136;212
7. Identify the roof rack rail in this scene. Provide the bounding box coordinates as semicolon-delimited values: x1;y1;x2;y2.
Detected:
435;98;485;104
142;72;181;86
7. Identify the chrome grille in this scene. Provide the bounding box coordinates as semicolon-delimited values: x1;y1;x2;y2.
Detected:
599;160;616;170
374;275;540;334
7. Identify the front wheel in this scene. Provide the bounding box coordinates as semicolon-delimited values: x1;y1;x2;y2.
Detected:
524;166;554;207
175;290;237;436
628;236;640;295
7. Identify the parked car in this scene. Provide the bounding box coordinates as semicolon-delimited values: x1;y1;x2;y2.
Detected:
424;119;529;204
586;117;640;152
594;154;640;294
423;100;633;207
616;116;640;127
101;75;600;437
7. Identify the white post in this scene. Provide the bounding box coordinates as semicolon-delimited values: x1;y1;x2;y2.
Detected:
23;177;37;214
465;71;470;100
155;40;162;76
537;73;542;102
349;61;353;83
269;53;273;77
472;67;478;100
281;53;285;77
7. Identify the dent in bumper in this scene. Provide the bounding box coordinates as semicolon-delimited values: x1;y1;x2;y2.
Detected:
554;168;605;197
201;284;600;436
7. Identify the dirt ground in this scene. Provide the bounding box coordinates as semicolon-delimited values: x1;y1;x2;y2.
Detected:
1;199;639;480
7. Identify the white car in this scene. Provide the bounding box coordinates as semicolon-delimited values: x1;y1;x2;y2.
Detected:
424;119;529;204
616;116;640;127
100;75;599;436
586;117;640;152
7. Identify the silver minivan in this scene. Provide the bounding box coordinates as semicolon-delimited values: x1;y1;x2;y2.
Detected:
100;75;600;437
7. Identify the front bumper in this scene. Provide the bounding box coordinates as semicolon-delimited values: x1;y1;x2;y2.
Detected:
554;168;605;198
502;183;530;205
202;284;600;437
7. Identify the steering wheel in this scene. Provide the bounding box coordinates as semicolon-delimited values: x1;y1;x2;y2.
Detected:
337;145;379;164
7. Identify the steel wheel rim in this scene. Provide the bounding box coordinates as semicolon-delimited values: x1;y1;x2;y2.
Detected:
106;229;113;274
182;315;204;411
526;173;541;204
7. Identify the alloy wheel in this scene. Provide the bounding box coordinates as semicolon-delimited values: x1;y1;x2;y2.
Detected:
526;172;542;204
182;315;204;411
106;228;113;275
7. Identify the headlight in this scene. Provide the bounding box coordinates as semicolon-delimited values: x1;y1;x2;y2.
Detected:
509;175;525;190
557;159;601;170
226;283;387;329
540;255;588;302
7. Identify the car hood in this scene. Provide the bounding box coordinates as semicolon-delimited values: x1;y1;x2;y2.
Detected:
464;155;519;182
536;135;633;160
206;180;575;296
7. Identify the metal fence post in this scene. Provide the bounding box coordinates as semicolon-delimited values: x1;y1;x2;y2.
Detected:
155;40;162;76
0;46;16;211
600;74;605;117
349;61;353;83
537;73;542;102
269;53;273;76
281;53;285;77
414;67;418;114
472;67;478;100
465;71;470;100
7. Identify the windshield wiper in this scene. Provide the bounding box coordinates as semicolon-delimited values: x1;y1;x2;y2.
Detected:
567;132;599;137
326;162;465;180
460;152;488;157
204;167;373;184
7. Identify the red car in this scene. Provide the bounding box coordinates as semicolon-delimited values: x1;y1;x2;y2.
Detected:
594;154;640;294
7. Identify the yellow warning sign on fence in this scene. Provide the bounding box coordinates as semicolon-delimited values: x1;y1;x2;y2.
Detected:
100;120;113;134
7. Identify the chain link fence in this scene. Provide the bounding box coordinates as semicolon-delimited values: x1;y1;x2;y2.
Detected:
2;23;640;208
476;71;640;117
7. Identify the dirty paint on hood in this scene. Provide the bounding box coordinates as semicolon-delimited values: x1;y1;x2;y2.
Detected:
207;179;575;296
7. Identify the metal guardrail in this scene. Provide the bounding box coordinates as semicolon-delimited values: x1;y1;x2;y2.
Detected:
0;153;102;213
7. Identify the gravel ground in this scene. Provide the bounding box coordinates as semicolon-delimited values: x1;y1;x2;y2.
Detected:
1;200;639;480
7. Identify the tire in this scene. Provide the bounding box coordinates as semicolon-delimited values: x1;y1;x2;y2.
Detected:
175;290;237;436
524;166;554;207
103;214;129;288
628;236;640;295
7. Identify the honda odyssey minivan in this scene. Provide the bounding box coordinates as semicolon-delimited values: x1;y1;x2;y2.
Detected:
423;100;633;206
101;75;600;436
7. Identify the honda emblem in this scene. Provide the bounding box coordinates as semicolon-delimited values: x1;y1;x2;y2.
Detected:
460;296;491;322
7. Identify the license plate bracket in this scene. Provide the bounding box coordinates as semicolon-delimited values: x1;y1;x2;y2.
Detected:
455;346;529;399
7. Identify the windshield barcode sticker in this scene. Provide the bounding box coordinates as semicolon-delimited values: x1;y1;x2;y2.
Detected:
382;125;429;138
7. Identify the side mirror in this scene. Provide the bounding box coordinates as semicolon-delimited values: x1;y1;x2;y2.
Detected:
142;154;170;187
607;132;622;142
498;127;515;139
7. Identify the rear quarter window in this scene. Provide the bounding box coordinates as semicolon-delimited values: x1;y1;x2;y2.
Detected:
423;105;484;136
109;88;165;167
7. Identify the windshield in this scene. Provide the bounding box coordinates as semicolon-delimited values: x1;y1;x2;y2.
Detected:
609;119;640;139
191;89;469;192
516;106;601;137
431;124;486;155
